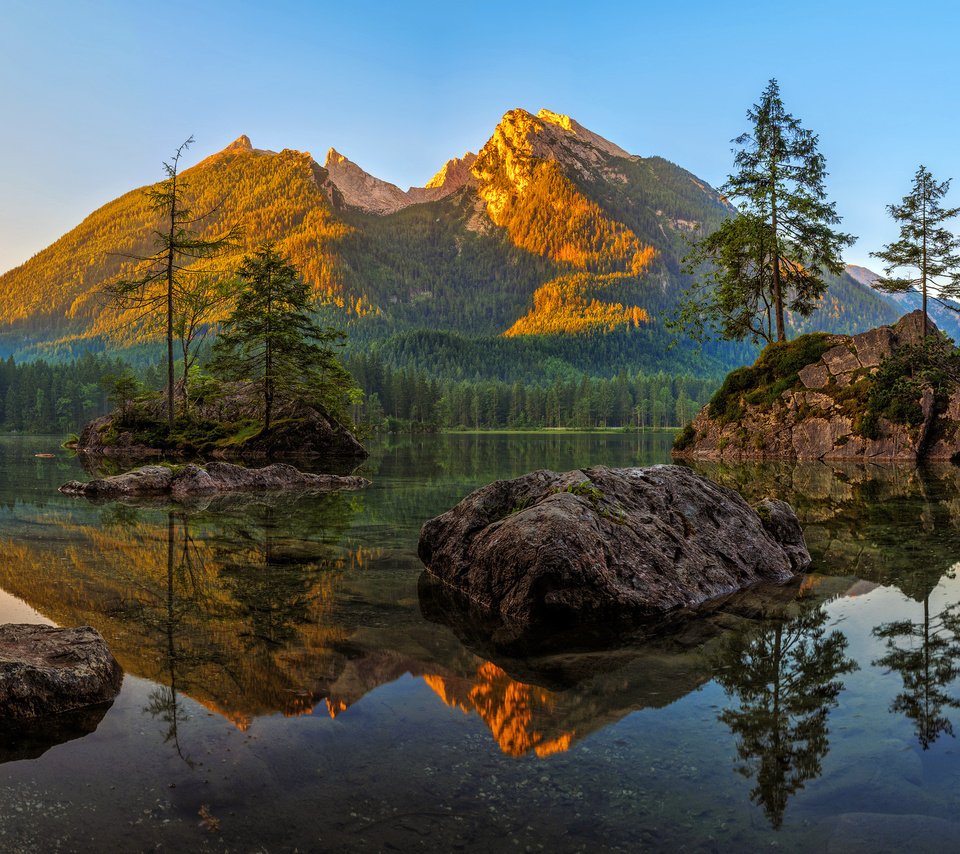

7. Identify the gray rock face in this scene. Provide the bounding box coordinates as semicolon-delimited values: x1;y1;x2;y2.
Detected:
0;625;122;719
677;311;959;463
60;462;369;500
418;465;809;629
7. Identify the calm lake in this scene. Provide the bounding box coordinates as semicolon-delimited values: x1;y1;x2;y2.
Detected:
2;432;960;852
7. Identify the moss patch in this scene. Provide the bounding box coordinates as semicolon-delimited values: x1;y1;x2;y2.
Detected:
673;422;697;452
708;333;832;425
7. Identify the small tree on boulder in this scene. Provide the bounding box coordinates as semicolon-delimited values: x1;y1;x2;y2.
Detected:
210;244;354;431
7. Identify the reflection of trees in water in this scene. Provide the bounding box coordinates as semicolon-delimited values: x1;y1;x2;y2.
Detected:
0;492;372;733
713;605;857;829
688;461;960;603
873;569;960;750
140;511;213;765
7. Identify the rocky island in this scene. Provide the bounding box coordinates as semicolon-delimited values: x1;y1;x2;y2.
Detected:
72;398;367;462
674;311;960;463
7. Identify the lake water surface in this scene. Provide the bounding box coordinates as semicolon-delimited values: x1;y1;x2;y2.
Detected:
2;433;960;851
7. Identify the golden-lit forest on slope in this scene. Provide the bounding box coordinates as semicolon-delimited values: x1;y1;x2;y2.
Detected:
504;273;650;336
470;157;658;337
0;115;906;372
0;142;358;345
0;131;663;349
482;160;655;274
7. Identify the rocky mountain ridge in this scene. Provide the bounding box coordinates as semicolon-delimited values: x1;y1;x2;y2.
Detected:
321;148;477;214
0;108;903;378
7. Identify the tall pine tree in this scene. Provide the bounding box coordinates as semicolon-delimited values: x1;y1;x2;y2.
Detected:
871;165;960;338
676;79;854;344
106;137;239;428
211;244;353;430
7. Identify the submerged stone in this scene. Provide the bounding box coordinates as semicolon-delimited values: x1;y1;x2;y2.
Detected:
59;461;369;500
417;465;809;631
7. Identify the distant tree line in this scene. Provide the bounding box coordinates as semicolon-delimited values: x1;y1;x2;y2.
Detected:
345;351;714;431
0;352;132;433
0;348;716;436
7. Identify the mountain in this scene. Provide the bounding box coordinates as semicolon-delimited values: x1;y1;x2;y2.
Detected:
0;110;899;379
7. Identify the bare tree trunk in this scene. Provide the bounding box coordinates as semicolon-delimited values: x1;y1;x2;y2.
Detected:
771;202;785;342
166;173;177;430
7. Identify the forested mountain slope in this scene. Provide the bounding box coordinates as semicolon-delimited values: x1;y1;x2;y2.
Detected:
0;110;899;379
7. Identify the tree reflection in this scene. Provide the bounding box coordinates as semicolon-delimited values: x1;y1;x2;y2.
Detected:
713;605;857;829
140;512;206;765
873;587;960;750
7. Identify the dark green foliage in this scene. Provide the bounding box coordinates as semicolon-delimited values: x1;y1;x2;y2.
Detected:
104;370;143;426
853;334;960;437
345;350;716;431
211;245;355;428
708;333;831;424
677;79;854;345
673;422;697;451
0;352;127;433
871;165;960;337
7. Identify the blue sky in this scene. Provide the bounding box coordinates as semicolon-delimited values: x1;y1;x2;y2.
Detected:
1;0;957;274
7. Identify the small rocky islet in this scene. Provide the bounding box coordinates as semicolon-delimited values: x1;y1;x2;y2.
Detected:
674;310;960;463
59;460;369;500
72;398;368;462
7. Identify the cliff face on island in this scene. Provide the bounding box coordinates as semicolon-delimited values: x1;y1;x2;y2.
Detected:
674;311;960;463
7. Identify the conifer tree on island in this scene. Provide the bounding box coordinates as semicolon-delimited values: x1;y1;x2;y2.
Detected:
674;79;854;344
211;244;354;431
871;165;960;338
106;137;239;429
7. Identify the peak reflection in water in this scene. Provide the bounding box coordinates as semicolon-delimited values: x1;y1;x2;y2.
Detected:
7;440;960;845
420;565;860;804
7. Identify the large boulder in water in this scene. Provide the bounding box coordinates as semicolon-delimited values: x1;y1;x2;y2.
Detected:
418;465;809;629
0;625;123;719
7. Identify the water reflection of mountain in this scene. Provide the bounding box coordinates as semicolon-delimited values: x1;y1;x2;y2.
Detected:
0;479;861;784
0;493;378;729
422;571;859;792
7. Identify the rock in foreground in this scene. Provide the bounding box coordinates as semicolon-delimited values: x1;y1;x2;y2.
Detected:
60;461;369;500
418;465;809;629
0;625;122;719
